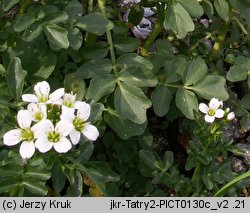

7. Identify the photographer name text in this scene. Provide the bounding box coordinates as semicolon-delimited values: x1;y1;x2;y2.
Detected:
1;199;71;211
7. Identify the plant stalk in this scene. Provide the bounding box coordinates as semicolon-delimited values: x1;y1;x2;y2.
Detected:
97;0;118;76
140;4;165;56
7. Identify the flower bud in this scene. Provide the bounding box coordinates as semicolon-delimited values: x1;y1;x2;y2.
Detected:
227;112;235;121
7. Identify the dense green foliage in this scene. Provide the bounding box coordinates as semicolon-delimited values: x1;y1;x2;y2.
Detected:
0;0;249;196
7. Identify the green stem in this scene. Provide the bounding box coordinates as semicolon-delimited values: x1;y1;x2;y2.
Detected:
85;0;97;46
97;0;118;77
159;82;182;88
140;4;165;56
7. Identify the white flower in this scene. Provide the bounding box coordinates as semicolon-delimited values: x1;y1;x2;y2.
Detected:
3;110;39;159
199;98;225;123
60;102;99;145
27;103;47;122
22;81;65;104
59;93;84;115
35;119;73;153
227;112;235;121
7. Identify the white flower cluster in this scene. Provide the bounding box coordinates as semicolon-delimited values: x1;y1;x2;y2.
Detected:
3;81;99;159
199;98;235;123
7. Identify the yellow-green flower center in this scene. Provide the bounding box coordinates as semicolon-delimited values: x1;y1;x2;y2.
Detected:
63;99;74;108
38;95;48;103
47;131;60;142
34;112;44;121
73;117;85;132
208;109;215;116
21;128;34;141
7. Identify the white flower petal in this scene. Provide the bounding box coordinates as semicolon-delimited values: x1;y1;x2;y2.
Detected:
17;110;32;129
3;129;22;146
32;119;54;138
55;120;73;137
214;109;224;118
63;93;76;105
49;88;65;101
53;137;72;153
60;105;75;122
198;103;209;114
82;123;99;141
132;26;151;40
70;129;81;145
35;136;53;153
20;141;35;159
34;81;50;98
227;112;235;121
209;98;221;110
75;101;90;121
22;94;38;103
28;103;47;122
205;115;215;123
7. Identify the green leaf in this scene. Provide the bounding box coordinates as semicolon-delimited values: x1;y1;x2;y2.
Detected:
114;82;151;124
114;37;139;53
84;161;120;183
80;42;109;60
25;167;51;181
88;103;104;123
139;150;164;171
2;0;19;11
64;73;86;100
128;5;144;26
5;57;27;101
77;141;94;163
113;140;137;163
14;14;36;32
68;27;83;50
241;94;250;110
23;22;43;42
43;11;68;24
76;12;114;36
86;74;116;102
214;0;230;21
0;178;20;194
165;56;186;83
164;3;195;39
77;59;112;79
65;0;83;23
68;158;118;196
227;66;249;82
117;53;153;72
31;51;57;79
202;172;214;190
191;75;229;101
176;0;204;17
117;53;156;87
202;0;214;18
183;57;208;86
43;23;69;49
52;163;66;193
104;109;147;139
0;164;23;177
214;170;250;197
118;67;157;88
0;64;6;75
163;151;174;171
151;85;172;117
67;170;83;196
176;88;198;119
22;177;48;196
